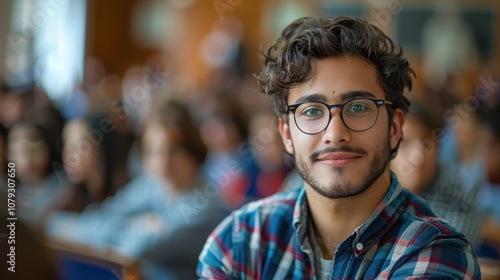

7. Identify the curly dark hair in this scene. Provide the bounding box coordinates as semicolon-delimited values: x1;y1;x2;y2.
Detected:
256;16;414;114
255;16;415;158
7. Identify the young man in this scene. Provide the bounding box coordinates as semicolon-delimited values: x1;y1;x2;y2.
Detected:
198;16;480;279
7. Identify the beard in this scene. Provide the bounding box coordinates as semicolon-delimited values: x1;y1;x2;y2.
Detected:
294;138;391;199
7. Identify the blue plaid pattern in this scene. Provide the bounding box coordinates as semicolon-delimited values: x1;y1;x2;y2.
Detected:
198;172;481;279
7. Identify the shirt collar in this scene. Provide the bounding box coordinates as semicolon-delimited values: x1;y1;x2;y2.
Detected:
292;172;407;255
293;184;308;243
351;172;406;254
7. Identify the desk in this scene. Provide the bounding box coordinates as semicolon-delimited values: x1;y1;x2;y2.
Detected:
49;241;141;280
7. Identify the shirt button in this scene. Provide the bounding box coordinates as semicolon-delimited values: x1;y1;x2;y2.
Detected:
355;243;364;251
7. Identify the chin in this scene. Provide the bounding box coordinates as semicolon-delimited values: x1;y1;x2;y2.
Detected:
318;162;360;178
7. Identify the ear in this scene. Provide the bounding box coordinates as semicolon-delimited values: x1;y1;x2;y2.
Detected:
390;108;405;150
279;116;294;155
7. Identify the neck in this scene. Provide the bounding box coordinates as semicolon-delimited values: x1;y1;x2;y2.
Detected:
306;169;391;259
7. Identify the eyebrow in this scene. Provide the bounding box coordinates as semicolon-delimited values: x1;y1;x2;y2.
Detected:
293;90;377;104
294;94;327;104
340;90;376;101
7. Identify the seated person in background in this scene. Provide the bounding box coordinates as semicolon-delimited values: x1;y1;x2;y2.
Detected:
24;103;66;162
198;16;480;278
49;114;121;213
475;82;500;258
199;93;258;209
7;121;66;227
231;109;293;203
391;100;483;247
449;108;487;196
44;99;226;280
0;86;32;129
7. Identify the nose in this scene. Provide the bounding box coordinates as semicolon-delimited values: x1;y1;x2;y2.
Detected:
321;109;351;145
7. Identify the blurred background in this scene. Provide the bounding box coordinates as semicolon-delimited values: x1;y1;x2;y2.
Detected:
0;0;498;97
0;0;499;279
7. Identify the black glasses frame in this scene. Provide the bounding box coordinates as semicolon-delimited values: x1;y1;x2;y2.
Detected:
286;98;393;135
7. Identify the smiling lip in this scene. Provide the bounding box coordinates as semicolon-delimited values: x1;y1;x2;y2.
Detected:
315;152;362;167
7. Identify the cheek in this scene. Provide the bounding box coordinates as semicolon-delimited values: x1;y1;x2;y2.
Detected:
287;119;320;152
34;147;49;163
357;127;389;155
7;150;23;165
63;149;78;169
201;121;227;148
63;148;94;173
288;131;310;157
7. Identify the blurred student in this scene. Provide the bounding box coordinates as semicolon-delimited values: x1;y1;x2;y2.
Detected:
0;87;33;128
392;101;483;246
25;103;66;168
44;99;226;280
449;111;486;195
7;121;65;227
475;82;500;255
51;114;122;213
199;94;257;209
242;109;292;199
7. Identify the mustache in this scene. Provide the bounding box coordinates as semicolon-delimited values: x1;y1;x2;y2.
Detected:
310;145;368;161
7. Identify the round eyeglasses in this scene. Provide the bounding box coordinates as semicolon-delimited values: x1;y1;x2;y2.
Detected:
286;98;393;135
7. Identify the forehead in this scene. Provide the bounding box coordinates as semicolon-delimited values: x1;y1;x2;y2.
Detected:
288;55;383;103
142;122;181;144
63;121;88;143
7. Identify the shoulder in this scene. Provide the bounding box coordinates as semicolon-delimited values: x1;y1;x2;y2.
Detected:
381;188;473;258
228;188;301;229
387;216;480;278
235;188;300;216
398;188;467;240
212;188;301;253
205;189;301;240
385;190;480;278
197;189;302;278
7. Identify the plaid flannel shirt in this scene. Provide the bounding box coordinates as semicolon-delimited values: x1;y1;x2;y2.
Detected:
197;172;480;279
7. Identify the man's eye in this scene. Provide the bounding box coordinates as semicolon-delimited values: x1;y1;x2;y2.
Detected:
301;107;324;117
346;103;370;113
